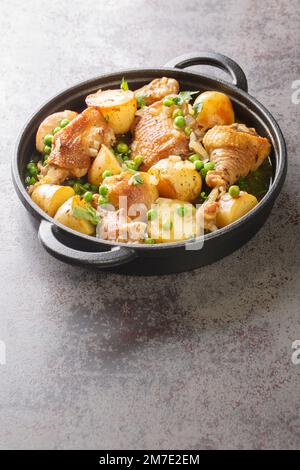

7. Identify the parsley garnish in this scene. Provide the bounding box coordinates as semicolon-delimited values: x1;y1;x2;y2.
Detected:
137;95;146;108
73;205;102;226
121;77;129;91
132;173;144;186
193;102;203;117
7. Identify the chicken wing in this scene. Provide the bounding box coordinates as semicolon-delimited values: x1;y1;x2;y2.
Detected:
203;124;271;188
131;100;190;170
48;107;115;171
134;77;179;106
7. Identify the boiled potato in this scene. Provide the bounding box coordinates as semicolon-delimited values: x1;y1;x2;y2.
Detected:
148;155;202;202
194;91;234;129
88;145;122;186
36;110;78;153
31;184;75;217
216;191;258;228
147;197;197;243
86;89;137;134
103;171;159;214
54;196;95;235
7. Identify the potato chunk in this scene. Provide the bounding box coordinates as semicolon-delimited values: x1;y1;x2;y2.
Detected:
148;155;202;202
216;191;258;228
54;196;95;235
31;184;75;217
88;145;122;186
194;91;234;129
86;89;137;134
147;197;197;243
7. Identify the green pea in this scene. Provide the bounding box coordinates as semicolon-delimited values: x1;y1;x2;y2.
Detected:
176;205;189;217
134;155;143;168
204;161;215;172
147;209;157;221
27;162;38;176
43;145;51;155
163;98;174;107
194;160;204;171
122;154;130;161
99;184;108;197
83;191;93;202
189;154;201;163
43;134;53;146
229;185;240;198
116;142;129;154
173;115;186;128
102;170;112;179
184;127;192;136
172;108;183;119
25;175;36;186
145;238;156;244
98;195;109;205
60;118;70;128
90;184;98;192
201;168;207;179
126;161;138;171
53;127;61;134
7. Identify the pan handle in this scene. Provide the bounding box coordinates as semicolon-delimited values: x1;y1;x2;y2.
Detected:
164;52;248;92
38;220;136;268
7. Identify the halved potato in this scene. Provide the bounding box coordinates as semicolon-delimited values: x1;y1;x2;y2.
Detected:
31;184;75;217
54;196;95;235
147;197;197;243
149;155;202;202
88;145;122;186
36;110;78;153
86;89;137;134
216;191;258;228
194;91;234;129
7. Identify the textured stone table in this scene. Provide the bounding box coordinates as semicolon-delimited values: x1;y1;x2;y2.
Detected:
0;0;299;449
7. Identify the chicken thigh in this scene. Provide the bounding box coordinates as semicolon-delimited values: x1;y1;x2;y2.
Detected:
131;100;190;170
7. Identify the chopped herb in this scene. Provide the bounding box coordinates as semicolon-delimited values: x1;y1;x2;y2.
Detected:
193;102;203;117
132;173;144;186
178;90;198;103
137;95;146;108
73;205;101;226
121;77;129;91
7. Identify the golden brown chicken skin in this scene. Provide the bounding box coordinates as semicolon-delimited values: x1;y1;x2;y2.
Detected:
203;123;271;188
48;107;115;171
102;171;159;213
134;77;179;106
131;100;190;171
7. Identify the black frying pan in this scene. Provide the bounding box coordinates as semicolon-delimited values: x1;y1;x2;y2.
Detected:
12;52;287;274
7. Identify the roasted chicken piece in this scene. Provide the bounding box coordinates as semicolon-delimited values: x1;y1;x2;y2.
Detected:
30;108;116;191
97;208;147;243
134;77;179;106
49;107;115;170
196;188;220;233
102;171;159;214
203;124;271;188
131;100;190;170
36;110;78;153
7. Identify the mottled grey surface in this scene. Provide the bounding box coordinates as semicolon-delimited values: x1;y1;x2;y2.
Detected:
0;0;299;450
